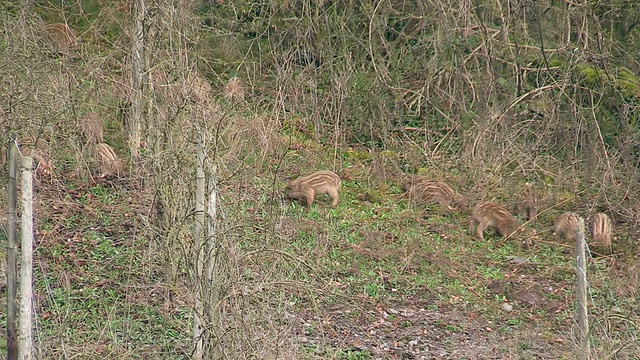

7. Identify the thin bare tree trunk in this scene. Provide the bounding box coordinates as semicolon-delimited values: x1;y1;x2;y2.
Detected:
19;157;34;360
130;0;146;174
7;140;18;360
193;142;206;360
206;173;216;285
206;162;220;359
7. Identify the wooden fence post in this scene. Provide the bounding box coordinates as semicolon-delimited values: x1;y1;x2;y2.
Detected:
19;156;34;360
575;217;590;359
7;140;18;360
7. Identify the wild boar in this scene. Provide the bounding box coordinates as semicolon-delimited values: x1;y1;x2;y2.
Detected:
470;202;519;240
403;177;466;210
95;143;125;178
223;76;245;103
18;139;52;176
81;112;104;145
514;182;538;221
590;213;613;254
43;23;78;56
285;170;341;207
553;212;580;242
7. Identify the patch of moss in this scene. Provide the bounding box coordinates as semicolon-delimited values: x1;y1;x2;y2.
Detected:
576;63;604;87
616;67;640;97
343;148;371;162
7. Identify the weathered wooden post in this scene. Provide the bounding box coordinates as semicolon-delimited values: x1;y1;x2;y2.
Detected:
7;140;18;360
575;217;590;359
19;156;34;360
193;142;205;360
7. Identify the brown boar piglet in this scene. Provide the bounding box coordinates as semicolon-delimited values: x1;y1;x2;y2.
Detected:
471;202;520;240
403;177;467;211
285;170;341;208
553;212;580;242
590;213;613;254
514;182;538;221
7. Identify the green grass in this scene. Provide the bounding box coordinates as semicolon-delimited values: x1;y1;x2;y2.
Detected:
8;144;636;359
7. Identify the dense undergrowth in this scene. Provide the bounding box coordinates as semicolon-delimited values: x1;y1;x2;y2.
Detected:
2;144;638;358
1;0;640;358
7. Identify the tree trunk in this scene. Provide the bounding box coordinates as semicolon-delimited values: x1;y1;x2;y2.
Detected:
206;162;221;359
130;0;146;174
19;157;34;360
7;140;18;360
192;142;206;360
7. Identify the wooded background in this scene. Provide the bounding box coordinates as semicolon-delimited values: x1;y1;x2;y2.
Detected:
1;0;639;358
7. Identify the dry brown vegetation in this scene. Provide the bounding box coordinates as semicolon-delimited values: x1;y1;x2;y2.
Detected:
80;112;104;145
1;0;640;358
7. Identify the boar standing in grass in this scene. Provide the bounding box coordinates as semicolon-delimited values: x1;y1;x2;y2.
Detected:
514;182;538;221
81;112;104;145
95;143;125;178
285;170;341;208
470;202;520;240
403;177;466;210
553;212;580;242
590;213;613;254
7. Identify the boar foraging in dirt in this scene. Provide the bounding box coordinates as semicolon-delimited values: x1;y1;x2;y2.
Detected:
95;143;125;178
403;177;466;210
553;212;580;242
471;202;520;240
285;170;341;207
